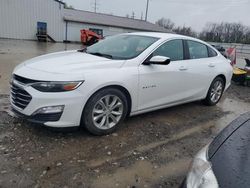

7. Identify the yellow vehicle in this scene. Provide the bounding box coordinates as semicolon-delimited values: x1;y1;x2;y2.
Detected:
232;58;250;86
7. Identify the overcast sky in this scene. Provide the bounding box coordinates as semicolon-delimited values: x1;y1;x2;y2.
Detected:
64;0;250;31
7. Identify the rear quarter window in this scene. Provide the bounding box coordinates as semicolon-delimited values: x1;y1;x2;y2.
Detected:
187;40;208;59
208;47;218;57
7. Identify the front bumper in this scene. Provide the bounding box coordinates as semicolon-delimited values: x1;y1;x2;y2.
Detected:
12;107;63;124
10;85;86;128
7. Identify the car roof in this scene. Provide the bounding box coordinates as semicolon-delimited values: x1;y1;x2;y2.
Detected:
125;32;201;42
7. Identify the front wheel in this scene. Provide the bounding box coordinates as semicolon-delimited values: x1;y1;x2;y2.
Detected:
82;88;128;135
203;77;225;106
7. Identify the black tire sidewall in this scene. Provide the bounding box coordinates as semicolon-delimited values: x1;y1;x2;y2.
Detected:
82;88;128;135
204;77;225;106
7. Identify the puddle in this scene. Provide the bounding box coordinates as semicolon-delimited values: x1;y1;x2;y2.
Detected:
92;158;190;188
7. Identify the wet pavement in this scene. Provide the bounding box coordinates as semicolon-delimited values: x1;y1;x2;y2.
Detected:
0;39;250;188
0;39;82;94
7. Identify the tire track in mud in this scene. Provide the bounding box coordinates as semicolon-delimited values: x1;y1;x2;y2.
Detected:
87;119;220;168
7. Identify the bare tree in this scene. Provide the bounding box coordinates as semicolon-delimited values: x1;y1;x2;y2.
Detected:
156;18;197;37
173;26;197;37
155;18;250;44
156;18;175;30
200;22;250;44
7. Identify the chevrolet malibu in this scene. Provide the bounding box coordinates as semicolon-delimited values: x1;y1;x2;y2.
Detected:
11;33;233;135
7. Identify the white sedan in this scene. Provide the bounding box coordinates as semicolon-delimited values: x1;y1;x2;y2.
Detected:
11;33;233;135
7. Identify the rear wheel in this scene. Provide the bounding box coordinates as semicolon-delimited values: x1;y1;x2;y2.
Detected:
82;88;128;135
203;77;225;106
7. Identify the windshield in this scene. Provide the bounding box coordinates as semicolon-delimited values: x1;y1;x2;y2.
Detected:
85;35;159;60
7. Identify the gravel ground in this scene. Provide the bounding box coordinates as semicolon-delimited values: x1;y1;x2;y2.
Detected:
0;39;250;188
0;85;249;188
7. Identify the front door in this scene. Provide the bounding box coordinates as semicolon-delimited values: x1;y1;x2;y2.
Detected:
138;39;194;111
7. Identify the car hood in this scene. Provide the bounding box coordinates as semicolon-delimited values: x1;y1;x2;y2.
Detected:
13;50;125;81
22;50;125;73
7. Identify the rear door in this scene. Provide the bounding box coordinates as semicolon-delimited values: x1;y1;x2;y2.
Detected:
184;40;219;98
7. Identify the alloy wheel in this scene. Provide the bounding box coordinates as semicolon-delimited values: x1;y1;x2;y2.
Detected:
92;95;124;130
210;80;223;103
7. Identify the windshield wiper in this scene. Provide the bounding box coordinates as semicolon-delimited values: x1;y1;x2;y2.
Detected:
77;48;87;52
88;52;113;59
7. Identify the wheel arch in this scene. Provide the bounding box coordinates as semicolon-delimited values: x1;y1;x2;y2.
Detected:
216;74;226;85
204;74;227;99
203;74;227;105
83;85;132;118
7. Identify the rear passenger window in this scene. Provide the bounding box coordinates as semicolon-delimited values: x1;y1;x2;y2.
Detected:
208;47;218;57
153;40;183;61
187;40;208;59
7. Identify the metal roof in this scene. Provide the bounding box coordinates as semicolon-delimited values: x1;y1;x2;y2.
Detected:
63;9;169;33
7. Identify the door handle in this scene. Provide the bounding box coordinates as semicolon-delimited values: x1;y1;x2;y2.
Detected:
208;63;215;67
179;66;188;71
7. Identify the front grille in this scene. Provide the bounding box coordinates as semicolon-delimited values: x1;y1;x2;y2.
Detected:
11;84;32;110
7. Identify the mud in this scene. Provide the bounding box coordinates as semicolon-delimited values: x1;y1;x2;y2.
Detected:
0;39;250;188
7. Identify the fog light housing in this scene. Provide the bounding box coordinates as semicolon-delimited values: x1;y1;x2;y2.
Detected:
32;105;64;115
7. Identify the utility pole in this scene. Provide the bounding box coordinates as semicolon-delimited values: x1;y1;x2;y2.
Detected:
131;11;135;19
93;0;98;13
94;0;97;13
145;0;149;21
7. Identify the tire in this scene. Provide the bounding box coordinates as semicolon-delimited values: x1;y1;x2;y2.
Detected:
203;77;225;106
82;88;128;135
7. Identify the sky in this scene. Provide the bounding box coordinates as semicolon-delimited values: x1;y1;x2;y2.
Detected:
63;0;250;32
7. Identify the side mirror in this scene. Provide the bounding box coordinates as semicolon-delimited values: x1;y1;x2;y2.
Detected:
145;56;171;65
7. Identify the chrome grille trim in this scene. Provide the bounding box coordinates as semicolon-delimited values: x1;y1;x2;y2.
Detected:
10;88;31;98
10;81;32;110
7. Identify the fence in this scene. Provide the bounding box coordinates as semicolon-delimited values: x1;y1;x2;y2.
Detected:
210;42;250;55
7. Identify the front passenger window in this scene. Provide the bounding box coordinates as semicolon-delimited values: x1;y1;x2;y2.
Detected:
153;40;184;61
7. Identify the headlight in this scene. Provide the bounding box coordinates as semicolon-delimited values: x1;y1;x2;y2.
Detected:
31;81;83;92
186;145;218;188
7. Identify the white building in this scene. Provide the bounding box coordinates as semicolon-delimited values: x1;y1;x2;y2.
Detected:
0;0;168;42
